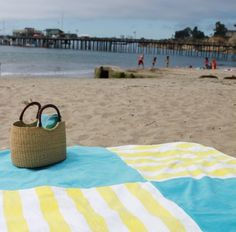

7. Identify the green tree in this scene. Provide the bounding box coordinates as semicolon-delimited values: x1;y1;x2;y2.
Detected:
175;26;205;40
214;21;228;37
192;26;205;39
175;27;192;39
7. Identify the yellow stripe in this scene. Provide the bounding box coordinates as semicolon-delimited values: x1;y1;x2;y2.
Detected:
35;187;70;232
110;144;162;152
98;186;148;232
125;143;192;151
66;188;108;232
211;168;236;176
115;149;220;158
3;191;29;232
126;183;186;232
176;143;196;149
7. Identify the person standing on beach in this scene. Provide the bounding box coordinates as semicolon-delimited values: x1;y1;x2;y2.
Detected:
166;56;170;68
138;54;144;69
212;59;217;70
152;57;157;69
204;57;210;69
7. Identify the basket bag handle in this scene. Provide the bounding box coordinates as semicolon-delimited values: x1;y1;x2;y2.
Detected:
38;104;62;128
19;102;41;122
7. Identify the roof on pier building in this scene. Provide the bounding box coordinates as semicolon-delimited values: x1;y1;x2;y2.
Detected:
45;28;65;38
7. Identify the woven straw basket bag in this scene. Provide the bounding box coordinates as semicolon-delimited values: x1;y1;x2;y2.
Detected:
10;102;66;168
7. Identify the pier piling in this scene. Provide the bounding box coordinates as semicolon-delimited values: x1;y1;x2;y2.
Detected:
0;36;235;61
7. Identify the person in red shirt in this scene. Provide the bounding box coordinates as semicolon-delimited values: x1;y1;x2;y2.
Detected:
138;54;144;68
212;59;217;70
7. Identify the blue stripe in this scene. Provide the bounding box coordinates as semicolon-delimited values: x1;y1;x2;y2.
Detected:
0;146;145;190
152;177;236;232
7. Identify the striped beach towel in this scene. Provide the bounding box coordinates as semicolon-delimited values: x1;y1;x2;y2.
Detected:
0;142;236;231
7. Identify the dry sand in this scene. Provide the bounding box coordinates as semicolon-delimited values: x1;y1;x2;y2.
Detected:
1;68;236;157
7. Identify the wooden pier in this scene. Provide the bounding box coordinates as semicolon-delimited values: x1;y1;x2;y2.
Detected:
0;36;235;61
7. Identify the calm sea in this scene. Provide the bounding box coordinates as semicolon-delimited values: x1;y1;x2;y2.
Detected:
0;46;235;77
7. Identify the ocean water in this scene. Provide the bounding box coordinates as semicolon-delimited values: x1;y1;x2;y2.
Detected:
0;46;235;77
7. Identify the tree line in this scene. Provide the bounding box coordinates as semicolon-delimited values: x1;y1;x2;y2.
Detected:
174;21;232;40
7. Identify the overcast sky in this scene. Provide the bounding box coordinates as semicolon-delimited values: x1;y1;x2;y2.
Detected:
0;0;235;38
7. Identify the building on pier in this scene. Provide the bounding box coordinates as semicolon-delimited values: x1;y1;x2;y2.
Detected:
13;28;44;38
45;29;65;38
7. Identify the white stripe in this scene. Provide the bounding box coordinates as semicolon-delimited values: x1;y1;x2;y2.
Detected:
141;163;236;177
111;184;169;232
82;188;128;232
141;183;202;232
19;188;50;232
51;187;91;232
0;191;7;232
185;146;216;152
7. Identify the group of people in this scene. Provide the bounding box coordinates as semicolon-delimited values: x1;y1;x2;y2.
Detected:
204;57;217;70
138;55;217;70
137;55;170;69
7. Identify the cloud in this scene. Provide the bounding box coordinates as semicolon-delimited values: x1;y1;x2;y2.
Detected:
0;0;235;22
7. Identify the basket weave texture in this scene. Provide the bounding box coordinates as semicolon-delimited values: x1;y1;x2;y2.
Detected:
10;103;66;168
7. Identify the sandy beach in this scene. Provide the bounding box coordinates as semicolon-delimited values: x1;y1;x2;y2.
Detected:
1;68;236;157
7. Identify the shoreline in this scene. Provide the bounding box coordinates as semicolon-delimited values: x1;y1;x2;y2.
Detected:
0;68;236;157
0;65;236;79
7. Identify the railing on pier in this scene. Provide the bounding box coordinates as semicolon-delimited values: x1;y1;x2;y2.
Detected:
0;36;235;61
